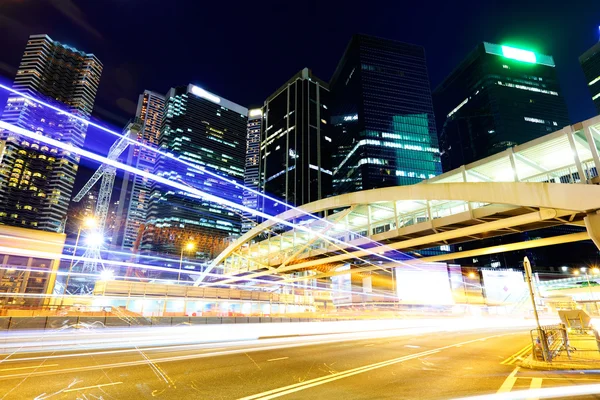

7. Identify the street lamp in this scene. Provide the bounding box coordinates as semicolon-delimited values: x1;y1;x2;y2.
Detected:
592;267;600;275
64;216;97;296
573;269;580;276
99;269;114;281
178;242;195;282
583;269;600;315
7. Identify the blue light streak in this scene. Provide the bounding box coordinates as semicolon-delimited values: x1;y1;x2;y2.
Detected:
0;83;420;275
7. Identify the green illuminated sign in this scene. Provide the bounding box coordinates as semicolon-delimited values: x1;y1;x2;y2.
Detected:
501;45;537;63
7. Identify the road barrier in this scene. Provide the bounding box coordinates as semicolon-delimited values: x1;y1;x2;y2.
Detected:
0;315;348;331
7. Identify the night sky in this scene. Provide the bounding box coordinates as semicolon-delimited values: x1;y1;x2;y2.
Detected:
1;0;600;173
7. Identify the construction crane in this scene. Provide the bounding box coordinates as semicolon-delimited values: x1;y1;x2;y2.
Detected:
69;119;142;288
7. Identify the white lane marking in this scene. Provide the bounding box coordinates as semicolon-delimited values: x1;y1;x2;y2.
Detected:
267;357;289;362
239;332;519;400
526;378;542;400
63;382;123;393
0;364;58;372
0;331;522;381
404;345;420;349
452;383;600;400
364;344;375;347
497;367;519;393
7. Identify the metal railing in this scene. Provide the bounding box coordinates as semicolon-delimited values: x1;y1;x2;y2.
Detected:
531;323;600;363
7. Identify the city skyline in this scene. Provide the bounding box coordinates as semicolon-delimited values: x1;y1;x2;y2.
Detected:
0;2;598;133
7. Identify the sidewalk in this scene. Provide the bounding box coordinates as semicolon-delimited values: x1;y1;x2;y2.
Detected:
519;333;600;370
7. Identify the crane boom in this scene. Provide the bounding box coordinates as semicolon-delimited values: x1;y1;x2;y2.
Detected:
72;120;142;202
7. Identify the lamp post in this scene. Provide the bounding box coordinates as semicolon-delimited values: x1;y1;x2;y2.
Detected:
584;267;600;315
524;256;550;361
178;242;195;283
64;217;97;296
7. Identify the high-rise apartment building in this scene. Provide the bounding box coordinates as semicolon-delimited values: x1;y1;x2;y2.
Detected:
143;84;247;259
260;68;330;215
329;34;441;195
434;42;570;171
241;108;262;233
115;90;165;250
0;34;102;232
579;40;600;114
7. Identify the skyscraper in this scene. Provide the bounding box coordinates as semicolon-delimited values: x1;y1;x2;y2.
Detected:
329;34;441;195
115;90;165;250
434;42;570;172
0;34;102;232
260;68;330;215
579;39;600;114
241;108;262;233
143;84;247;259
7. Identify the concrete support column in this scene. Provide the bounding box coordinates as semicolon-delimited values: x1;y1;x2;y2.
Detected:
366;205;372;236
508;148;520;182
584;212;600;250
583;125;600;178
566;127;586;184
393;201;400;230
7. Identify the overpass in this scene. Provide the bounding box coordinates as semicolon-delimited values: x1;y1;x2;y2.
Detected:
196;115;600;285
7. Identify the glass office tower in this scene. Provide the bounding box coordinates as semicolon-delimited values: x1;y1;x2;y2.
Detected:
143;84;247;259
115;90;165;250
434;42;570;172
260;68;330;215
580;40;600;114
329;34;441;195
241;108;262;233
0;34;102;232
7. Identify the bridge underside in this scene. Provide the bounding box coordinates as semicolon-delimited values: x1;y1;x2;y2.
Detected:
195;182;600;286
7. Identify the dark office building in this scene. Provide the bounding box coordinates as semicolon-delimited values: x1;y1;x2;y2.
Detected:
329;34;441;195
0;34;102;232
143;84;247;258
434;42;570;172
260;68;331;215
579;40;600;114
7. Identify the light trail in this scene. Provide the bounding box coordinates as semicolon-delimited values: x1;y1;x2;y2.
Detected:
0;119;421;278
0;83;419;273
0;318;535;361
0;253;401;302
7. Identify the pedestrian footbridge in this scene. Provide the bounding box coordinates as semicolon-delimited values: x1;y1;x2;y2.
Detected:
196;116;600;285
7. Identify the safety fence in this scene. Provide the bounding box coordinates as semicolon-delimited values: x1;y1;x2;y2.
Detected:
0;315;353;331
531;324;600;363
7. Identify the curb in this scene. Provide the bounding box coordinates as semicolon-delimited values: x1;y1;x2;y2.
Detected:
518;355;600;371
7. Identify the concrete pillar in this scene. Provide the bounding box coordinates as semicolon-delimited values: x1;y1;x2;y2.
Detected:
584;212;600;250
583;125;600;178
508;148;519;182
566;126;586;184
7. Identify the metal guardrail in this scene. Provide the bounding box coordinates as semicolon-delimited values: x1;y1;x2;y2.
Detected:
0;315;348;331
94;281;315;306
531;323;600;363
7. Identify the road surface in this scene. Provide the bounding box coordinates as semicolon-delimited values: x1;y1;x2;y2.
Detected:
0;320;597;399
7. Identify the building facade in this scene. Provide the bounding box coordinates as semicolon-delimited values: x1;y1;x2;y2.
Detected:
115;90;165;250
260;68;331;216
241;108;262;233
434;42;571;172
0;225;66;306
579;40;600;114
329;34;441;195
0;34;102;232
143;84;247;259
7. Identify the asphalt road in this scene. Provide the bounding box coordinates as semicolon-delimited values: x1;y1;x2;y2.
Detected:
0;322;598;399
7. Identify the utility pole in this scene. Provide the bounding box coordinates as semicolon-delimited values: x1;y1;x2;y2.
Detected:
524;256;550;361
